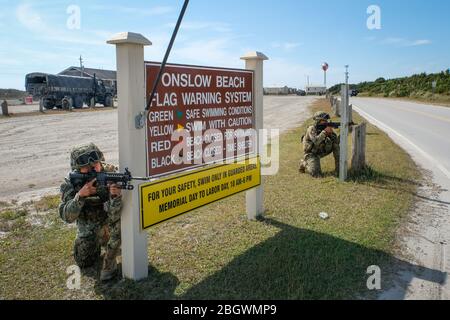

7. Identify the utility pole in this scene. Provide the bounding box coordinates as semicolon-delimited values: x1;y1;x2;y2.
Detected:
345;65;349;88
340;65;350;182
79;55;84;77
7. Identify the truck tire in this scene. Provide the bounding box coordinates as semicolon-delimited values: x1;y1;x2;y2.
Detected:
104;95;113;108
42;98;55;110
73;96;84;109
39;98;45;112
62;97;73;111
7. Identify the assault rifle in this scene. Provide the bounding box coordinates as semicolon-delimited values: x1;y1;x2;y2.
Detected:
316;121;356;133
69;168;148;191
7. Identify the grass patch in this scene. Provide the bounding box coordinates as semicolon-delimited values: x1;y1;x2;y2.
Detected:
33;195;61;212
0;208;30;233
0;208;28;221
0;217;31;233
0;99;420;300
0;201;10;208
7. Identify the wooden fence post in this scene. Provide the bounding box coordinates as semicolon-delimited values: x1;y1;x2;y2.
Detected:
351;123;367;173
334;98;341;117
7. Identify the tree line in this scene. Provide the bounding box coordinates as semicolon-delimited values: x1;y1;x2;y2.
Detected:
329;69;450;98
0;89;26;100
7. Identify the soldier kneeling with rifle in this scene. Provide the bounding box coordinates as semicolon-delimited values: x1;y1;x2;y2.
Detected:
299;111;340;177
59;143;126;281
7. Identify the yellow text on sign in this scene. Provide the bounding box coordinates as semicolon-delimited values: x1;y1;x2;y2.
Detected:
140;157;261;229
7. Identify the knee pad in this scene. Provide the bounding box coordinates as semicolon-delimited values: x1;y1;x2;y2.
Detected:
306;157;321;177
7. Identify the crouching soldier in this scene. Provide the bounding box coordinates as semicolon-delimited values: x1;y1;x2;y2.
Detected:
299;111;340;177
59;143;122;281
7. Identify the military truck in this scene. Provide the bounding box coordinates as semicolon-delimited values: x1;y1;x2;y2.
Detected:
25;73;114;110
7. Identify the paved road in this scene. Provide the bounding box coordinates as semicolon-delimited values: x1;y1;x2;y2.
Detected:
0;96;316;203
351;97;450;300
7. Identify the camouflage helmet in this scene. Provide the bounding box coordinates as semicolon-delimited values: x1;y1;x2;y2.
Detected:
70;143;105;170
313;111;331;124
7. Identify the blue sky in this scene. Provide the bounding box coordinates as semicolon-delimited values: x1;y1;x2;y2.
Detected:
0;0;449;90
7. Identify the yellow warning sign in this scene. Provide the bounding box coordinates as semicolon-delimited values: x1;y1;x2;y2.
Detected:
140;157;261;229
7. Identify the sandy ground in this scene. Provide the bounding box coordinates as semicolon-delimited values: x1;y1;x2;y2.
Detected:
1;103;39;114
1;102;118;115
0;96;316;203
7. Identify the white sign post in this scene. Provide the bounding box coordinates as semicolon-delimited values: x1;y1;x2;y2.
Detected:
339;85;349;182
241;52;268;220
107;32;151;281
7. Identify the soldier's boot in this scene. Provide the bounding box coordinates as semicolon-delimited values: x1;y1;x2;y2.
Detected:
299;160;306;174
334;148;340;177
305;155;322;178
100;248;119;282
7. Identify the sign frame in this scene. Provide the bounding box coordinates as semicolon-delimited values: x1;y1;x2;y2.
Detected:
144;61;255;179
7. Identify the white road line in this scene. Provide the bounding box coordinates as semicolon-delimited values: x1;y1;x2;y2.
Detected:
353;105;450;180
386;103;450;124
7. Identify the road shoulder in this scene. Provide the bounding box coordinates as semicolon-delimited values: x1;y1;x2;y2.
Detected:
353;103;449;300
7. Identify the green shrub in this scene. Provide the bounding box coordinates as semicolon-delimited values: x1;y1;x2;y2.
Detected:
350;70;450;98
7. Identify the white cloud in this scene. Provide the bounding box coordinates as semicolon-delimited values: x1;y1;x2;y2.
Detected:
265;58;315;88
364;36;377;41
15;3;112;46
271;42;302;51
16;3;45;31
89;5;173;16
409;39;432;46
165;21;233;33
381;37;432;47
0;58;22;66
382;37;405;45
170;37;241;68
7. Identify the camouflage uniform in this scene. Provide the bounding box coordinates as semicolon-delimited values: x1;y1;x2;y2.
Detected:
299;112;340;177
59;143;122;279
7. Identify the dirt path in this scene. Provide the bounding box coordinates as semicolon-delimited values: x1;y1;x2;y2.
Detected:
0;96;317;203
0;109;119;203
